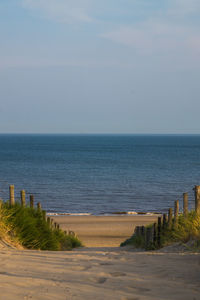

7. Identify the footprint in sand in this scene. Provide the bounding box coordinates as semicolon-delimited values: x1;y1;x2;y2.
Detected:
110;272;126;277
121;297;140;300
97;277;107;284
90;277;107;284
72;265;92;271
99;262;113;266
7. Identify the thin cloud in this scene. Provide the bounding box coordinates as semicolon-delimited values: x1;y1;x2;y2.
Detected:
22;0;93;23
101;21;191;54
168;0;200;16
101;0;200;58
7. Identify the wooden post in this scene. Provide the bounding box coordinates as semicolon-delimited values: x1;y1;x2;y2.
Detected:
145;227;152;249
183;193;188;217
153;223;157;245
135;226;140;236
30;195;34;208
163;214;167;229
47;217;51;228
57;224;60;230
51;219;54;228
168;208;173;229
37;202;41;211
42;210;46;221
9;185;15;206
20;190;26;207
174;200;179;227
157;217;162;248
141;226;145;238
54;222;57;229
194;186;200;215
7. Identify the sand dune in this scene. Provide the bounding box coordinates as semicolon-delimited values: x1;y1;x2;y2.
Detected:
0;215;199;300
0;247;199;300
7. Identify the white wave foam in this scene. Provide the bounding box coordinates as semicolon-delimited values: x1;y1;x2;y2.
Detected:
47;212;92;216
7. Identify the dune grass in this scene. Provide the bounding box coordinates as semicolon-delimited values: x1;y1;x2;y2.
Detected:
0;202;82;250
121;211;200;251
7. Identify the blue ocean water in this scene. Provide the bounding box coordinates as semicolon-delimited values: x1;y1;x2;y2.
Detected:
0;134;200;214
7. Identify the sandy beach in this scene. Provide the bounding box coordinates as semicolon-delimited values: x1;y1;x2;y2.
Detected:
53;214;159;247
0;215;199;300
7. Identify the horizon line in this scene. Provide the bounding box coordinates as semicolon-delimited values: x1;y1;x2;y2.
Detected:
0;132;200;136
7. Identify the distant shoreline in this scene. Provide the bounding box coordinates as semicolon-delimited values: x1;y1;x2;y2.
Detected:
47;211;161;217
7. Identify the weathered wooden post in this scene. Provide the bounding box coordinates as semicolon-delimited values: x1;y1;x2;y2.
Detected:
54;222;57;229
57;224;60;230
47;217;51;228
30;195;34;208
194;186;200;215
174;200;179;227
135;226;140;236
157;217;162;248
163;214;167;229
42;210;46;221
9;185;15;206
20;190;26;207
145;227;152;249
153;223;157;245
168;208;173;229
141;226;145;238
37;202;41;211
51;218;54;228
183;193;188;217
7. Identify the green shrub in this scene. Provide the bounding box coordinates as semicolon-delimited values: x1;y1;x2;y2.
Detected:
121;211;200;251
1;203;82;251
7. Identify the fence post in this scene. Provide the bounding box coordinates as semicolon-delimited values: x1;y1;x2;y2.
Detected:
174;200;179;227
37;202;41;211
135;226;140;236
168;208;173;229
30;195;34;208
194;186;200;215
163;214;167;229
153;223;157;245
42;210;46;221
157;217;162;248
145;227;152;249
20;190;26;207
9;185;15;206
183;193;188;217
47;217;51;228
141;226;145;238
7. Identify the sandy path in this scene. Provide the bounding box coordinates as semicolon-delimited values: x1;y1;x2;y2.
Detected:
0;215;199;299
0;247;199;300
53;215;159;247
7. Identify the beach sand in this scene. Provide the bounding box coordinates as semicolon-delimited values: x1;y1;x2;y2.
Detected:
0;215;199;300
53;214;159;247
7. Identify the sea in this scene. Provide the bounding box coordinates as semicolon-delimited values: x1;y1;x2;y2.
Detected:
0;134;200;215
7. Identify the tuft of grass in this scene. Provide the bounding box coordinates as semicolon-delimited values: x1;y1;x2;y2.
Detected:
121;211;200;251
162;211;200;247
1;202;82;251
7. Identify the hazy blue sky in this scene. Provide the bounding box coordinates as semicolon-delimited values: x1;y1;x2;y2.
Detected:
0;0;200;133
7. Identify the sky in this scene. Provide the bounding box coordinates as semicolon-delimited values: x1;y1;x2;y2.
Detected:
0;0;200;134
